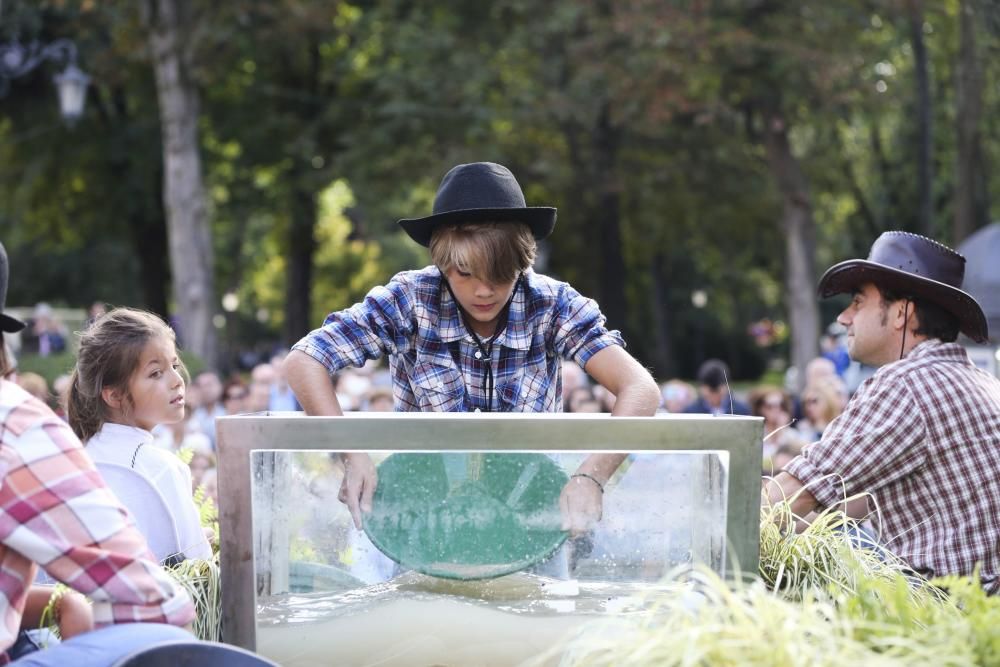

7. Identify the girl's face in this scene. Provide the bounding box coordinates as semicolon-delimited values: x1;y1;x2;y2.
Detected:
126;336;186;431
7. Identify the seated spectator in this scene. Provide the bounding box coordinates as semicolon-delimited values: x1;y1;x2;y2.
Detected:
796;378;846;441
15;372;48;405
565;386;596;413
51;373;72;420
364;387;395;412
683;359;750;415
190;371;225;449
0;242;195;664
198;468;219;508
189;447;217;492
765;440;806;477
68;308;213;562
29;303;67;357
561;362;588;405
222;380;249;416
659;379;695;413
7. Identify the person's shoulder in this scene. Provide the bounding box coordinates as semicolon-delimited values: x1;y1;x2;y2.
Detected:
522;270;579;305
1;380;72;440
375;266;442;301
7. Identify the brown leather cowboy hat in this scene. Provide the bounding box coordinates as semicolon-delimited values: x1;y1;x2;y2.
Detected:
817;231;988;343
398;162;556;247
0;242;26;334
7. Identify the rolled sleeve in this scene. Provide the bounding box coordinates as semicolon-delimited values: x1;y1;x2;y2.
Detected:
550;289;625;367
783;374;926;510
293;278;416;374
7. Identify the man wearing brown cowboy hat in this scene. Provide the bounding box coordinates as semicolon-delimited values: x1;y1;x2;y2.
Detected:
765;231;1000;593
0;242;196;663
284;162;660;538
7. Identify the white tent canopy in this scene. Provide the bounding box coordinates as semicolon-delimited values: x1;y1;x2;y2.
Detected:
959;222;1000;344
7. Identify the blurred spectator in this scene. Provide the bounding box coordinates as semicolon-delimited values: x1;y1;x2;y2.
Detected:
334;369;370;411
749;385;808;473
251;362;276;386
659;379;695;413
29;302;67;357
191;371;225;448
565;386;596;413
796;378;846;441
562;362;588;405
189;448;216;491
573;397;604;413
222;380;249;415
86;301;107;328
820;323;850;376
765;440;805;477
268;352;301;411
16;371;48;404
683;359;750;415
364;387;395;412
52;373;72;419
804;357;837;388
247;381;271;413
592;384;616;412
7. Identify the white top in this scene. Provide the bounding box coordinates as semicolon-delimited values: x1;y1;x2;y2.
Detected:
86;423;212;560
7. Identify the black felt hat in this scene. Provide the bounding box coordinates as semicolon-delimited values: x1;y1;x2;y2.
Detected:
398;162;556;247
818;231;988;343
0;242;26;333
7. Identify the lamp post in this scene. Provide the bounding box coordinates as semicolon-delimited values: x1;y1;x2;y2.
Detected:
0;38;90;122
691;289;708;367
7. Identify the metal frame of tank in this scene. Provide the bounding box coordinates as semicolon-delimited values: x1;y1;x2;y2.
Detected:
216;413;763;650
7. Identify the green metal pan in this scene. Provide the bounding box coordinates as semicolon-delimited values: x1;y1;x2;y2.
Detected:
362;452;569;580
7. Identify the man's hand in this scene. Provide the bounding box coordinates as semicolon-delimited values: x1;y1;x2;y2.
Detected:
559;475;604;537
339;453;378;529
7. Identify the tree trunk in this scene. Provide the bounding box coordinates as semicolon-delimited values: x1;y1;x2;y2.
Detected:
592;105;627;337
649;254;674;379
284;175;318;344
144;0;217;369
908;0;933;237
954;0;990;244
762;111;819;393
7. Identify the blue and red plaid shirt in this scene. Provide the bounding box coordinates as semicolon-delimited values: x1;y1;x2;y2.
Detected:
293;266;624;412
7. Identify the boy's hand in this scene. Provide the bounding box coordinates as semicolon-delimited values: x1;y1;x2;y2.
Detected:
559;476;603;537
339;453;378;529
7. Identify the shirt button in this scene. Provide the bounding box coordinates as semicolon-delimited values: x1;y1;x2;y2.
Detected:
474;351;482;360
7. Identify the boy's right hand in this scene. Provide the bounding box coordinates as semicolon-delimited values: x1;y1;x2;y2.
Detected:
339;453;377;529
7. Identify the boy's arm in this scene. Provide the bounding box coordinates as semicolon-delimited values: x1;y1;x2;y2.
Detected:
282;351;376;529
559;346;660;536
584;346;660;417
21;586;93;640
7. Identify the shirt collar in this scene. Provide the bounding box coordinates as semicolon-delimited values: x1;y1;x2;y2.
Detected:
436;270;531;351
95;422;155;445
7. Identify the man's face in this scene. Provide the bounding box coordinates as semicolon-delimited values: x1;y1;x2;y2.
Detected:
837;283;897;367
445;268;517;337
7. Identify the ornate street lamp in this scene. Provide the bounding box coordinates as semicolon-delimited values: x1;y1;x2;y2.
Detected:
0;38;90;122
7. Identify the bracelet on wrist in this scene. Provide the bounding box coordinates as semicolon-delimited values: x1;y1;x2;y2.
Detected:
571;473;604;494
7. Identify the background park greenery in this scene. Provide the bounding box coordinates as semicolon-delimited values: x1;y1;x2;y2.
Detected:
2;0;998;382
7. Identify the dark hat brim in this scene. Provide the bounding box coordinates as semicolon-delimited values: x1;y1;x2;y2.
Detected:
398;207;556;247
0;312;25;334
818;259;989;344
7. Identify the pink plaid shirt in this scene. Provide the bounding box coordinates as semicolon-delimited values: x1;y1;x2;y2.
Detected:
785;340;1000;592
0;381;194;660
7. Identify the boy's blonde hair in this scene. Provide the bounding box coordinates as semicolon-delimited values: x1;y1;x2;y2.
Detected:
430;222;536;286
68;307;187;442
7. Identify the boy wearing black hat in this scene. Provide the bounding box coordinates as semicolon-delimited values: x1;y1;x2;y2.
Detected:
285;162;661;535
765;231;1000;593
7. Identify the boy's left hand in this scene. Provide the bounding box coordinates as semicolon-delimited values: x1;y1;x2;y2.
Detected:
559;476;603;537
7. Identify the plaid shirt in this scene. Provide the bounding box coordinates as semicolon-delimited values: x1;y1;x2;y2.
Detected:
784;340;1000;592
0;381;195;660
293;266;624;412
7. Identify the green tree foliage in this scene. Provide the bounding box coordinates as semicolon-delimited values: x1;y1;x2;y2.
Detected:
2;0;997;377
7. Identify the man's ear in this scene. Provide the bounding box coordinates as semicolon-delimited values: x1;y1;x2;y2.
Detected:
896;299;917;331
101;386;122;410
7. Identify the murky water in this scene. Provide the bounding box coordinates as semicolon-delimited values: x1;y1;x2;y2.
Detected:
256;572;688;667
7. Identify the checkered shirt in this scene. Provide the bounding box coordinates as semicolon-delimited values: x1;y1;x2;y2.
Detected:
784;340;1000;592
293;266;624;412
0;381;195;661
